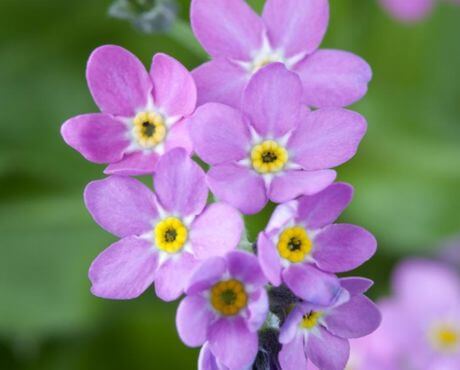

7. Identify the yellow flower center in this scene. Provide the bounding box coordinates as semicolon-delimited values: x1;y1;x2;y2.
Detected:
300;311;323;330
430;325;460;352
210;279;248;316
251;140;288;174
133;111;166;149
154;217;187;253
277;226;312;263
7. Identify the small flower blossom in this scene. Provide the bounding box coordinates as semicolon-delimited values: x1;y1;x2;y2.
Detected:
258;182;377;305
279;278;381;370
380;0;460;22
176;251;269;370
61;45;196;175
85;148;243;301
190;0;372;109
190;64;367;214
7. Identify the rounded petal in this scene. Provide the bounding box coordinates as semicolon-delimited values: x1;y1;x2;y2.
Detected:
150;53;196;118
164;119;193;155
61;114;129;163
176;295;215;347
296;182;353;230
154;148;208;217
268;170;336;203
288;108;367;170
185;257;227;295
89;236;157;299
191;0;264;60
198;343;223;370
265;201;298;235
242;63;303;137
154;252;199;302
379;0;433;22
294;49;372;108
190;203;243;259
326;295;382;339
189;103;250;165
262;0;329;57
306;327;350;370
313;224;377;273
84;176;158;238
227;250;267;289
257;232;282;286
104;151;159;176
283;264;340;305
207;164;268;215
279;306;304;344
279;335;308;370
193;58;249;108
339;277;374;296
208;317;258;370
86;45;152;116
246;289;269;332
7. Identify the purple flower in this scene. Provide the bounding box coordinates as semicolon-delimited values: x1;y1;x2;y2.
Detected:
176;250;269;369
279;277;381;370
61;45;196;175
258;182;377;305
84;148;243;301
190;0;371;109
190;64;367;214
379;0;460;22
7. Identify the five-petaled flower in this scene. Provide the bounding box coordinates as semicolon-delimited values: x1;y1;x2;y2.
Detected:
176;250;269;370
61;45;197;175
257;182;377;305
190;64;367;214
85;148;243;301
279;278;381;370
191;0;372;109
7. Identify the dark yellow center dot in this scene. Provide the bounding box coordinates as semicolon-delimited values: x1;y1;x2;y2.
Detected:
430;325;460;352
133;111;166;149
277;226;312;263
300;311;323;330
210;279;248;316
154;217;187;254
251;140;288;174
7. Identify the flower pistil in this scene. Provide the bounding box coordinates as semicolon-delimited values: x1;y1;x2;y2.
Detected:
277;226;312;263
154;217;188;253
210;279;248;316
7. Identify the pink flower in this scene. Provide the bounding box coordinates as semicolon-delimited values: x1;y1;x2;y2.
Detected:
61;45;196;175
190;0;372;109
380;0;460;22
190;64;367;214
85;148;243;301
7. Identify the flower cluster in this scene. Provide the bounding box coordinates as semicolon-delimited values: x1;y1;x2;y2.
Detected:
341;259;460;370
61;0;381;369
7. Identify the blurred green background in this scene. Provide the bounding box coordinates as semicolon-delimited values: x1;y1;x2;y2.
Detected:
1;0;459;369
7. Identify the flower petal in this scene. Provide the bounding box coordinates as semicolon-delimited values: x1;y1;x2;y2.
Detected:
198;343;222;370
279;307;304;344
193;58;249;107
296;182;353;230
84;176;158;238
246;289;269;332
288;108;367;170
150;53;196;118
242;63;303;137
104;151;159;176
189;103;250;165
86;45;152;116
176;295;215;347
190;203;243;259
257;232;282;286
294;49;372;108
207;164;268;215
306;327;350;370
268;170;336;203
154;252;199;302
325;295;382;339
339;277;374;296
208;317;258;369
262;0;329;57
313;224;377;273
265;201;298;235
279;335;308;370
282;264;340;305
227;250;267;289
164;119;194;155
379;0;434;22
154;148;208;217
185;257;227;295
89;236;157;299
61;114;129;163
190;0;264;60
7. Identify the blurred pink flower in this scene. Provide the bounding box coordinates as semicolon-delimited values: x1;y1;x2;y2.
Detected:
380;0;460;22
